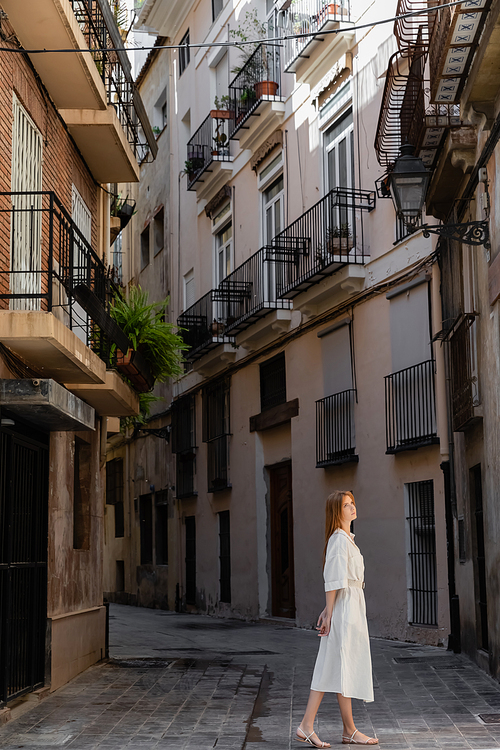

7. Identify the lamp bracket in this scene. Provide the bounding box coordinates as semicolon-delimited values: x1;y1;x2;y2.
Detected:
135;426;171;442
417;220;490;248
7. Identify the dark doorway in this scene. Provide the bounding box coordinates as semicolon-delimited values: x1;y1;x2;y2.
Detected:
0;423;48;706
269;462;295;618
185;516;196;605
470;464;488;651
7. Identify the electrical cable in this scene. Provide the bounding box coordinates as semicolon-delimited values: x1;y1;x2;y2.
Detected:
0;0;467;55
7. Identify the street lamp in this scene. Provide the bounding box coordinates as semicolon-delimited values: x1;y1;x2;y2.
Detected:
387;143;490;248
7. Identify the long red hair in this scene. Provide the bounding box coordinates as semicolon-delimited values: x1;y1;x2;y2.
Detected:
322;490;356;566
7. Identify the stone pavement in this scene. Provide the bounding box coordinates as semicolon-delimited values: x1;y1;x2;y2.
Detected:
1;604;500;750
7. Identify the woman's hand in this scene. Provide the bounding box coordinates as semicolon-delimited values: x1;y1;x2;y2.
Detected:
316;607;332;637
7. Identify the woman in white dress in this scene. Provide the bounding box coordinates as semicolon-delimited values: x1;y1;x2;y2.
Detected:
296;491;378;747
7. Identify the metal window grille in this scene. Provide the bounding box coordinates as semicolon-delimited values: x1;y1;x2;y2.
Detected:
219;510;231;603
185;516;196;605
172;395;197;499
385;360;438;453
448;314;479;432
405;480;437;626
139;494;153;565
316;389;357;467
155;492;168;566
260;353;286;412
203;378;231;492
106;458;124;505
179;30;190;75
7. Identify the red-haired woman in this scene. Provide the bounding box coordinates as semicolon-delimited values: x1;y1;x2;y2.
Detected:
296;491;378;747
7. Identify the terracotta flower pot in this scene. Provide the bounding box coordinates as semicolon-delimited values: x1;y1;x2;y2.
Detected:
254;80;279;98
210;109;234;119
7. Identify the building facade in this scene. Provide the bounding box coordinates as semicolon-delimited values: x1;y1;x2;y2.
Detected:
0;0;155;713
108;0;464;652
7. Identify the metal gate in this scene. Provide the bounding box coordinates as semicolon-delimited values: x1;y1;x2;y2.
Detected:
0;424;48;706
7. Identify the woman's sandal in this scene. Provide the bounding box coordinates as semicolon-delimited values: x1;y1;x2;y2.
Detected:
342;729;378;745
295;726;331;748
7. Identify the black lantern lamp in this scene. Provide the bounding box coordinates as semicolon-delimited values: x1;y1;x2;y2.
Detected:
387;143;490;248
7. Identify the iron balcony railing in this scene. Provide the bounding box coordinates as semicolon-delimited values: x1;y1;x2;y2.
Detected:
447;313;479;432
0;191;129;366
177;290;235;362
69;0;157;162
213;247;292;335
316;389;358;467
228;43;282;139
186;113;232;190
266;187;375;299
283;0;351;73
385;359;438;454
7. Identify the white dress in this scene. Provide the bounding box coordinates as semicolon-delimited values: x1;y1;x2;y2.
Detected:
310;528;374;702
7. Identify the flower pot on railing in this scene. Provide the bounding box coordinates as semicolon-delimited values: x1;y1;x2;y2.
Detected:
116;348;155;393
211;320;225;336
326;235;354;255
254;80;279;98
210;109;235;120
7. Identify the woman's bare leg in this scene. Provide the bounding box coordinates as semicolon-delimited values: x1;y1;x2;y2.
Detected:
297;690;331;747
337;694;377;744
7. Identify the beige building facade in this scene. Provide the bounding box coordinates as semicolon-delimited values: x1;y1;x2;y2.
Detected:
103;0;462;651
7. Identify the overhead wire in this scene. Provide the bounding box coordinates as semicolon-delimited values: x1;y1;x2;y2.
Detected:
0;0;466;55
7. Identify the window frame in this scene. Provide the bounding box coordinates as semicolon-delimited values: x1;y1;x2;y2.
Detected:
179;30;191;76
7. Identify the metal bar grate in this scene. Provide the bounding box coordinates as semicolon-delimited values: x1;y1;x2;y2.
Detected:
385;359;438;453
406;480;437;626
316;389;357;467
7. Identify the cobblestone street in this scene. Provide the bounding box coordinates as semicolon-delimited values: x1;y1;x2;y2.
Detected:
1;605;500;750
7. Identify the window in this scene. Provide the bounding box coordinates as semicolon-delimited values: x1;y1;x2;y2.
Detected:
116;560;125;592
11;95;43;311
263;174;284;243
153;89;167;132
184;269;195;311
139;493;153;565
155;490;168;566
404;481;437;626
317;321;356;466
106;459;124;505
325;108;354;193
73;437;91;550
179;30;190;76
154;208;164;256
212;0;224;21
215;221;232;286
185;516;196;604
219;510;231;603
114;500;124;538
172;395;197;499
203;377;231;492
260;352;286;412
140;225;150;270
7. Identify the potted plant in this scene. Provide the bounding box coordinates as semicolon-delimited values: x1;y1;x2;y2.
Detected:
211;318;225;336
212;130;229;156
210;95;234;120
325;223;354;254
187;145;205;171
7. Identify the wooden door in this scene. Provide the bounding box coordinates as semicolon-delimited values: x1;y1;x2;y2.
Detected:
270;463;295;618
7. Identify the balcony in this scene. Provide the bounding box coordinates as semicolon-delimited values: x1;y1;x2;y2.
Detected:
186;114;233;198
228;44;285;150
213;247;293;336
1;0;156;183
283;0;354;84
177;290;235;363
266;187;374;300
316;389;358;467
0;191;139;414
447;313;481;432
385;360;439;454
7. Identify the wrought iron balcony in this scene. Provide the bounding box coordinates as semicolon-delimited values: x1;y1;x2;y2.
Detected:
316;389;358;467
177;290;234;362
186;113;232;190
447;313;480;432
69;0;156;162
228;43;282;140
385;359;439;454
266;187;374;299
283;0;351;74
0;191;130;367
213;247;292;335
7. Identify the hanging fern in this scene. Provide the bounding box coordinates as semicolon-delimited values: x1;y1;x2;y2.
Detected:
110;284;188;383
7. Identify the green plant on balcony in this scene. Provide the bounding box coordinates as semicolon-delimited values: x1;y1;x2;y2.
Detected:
110;285;188;420
211;95;234;119
229;9;267;74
